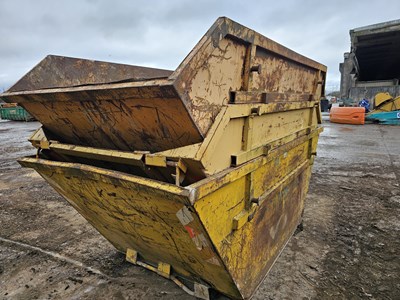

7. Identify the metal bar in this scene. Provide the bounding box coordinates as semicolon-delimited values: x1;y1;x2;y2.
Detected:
145;155;167;167
228;101;315;119
50;143;145;167
231;145;269;167
242;116;254;151
231;91;313;104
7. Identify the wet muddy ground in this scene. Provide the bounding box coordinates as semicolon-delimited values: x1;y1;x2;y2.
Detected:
0;118;399;299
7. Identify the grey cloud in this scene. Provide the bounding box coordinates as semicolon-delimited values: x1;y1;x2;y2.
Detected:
0;0;399;92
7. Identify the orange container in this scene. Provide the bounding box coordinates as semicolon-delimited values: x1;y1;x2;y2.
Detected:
329;107;365;125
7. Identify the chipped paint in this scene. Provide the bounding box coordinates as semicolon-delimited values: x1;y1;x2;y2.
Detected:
6;16;326;300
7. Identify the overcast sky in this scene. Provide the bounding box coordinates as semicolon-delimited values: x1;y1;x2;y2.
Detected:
1;0;399;93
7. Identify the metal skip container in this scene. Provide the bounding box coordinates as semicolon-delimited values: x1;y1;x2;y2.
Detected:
0;104;34;121
1;18;326;299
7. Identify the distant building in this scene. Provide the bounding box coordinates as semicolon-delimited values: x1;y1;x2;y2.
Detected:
339;19;400;105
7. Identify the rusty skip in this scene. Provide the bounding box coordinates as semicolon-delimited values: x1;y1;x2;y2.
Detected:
1;17;326;299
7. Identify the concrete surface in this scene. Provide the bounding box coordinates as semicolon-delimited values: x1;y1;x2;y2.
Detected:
0;118;399;299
